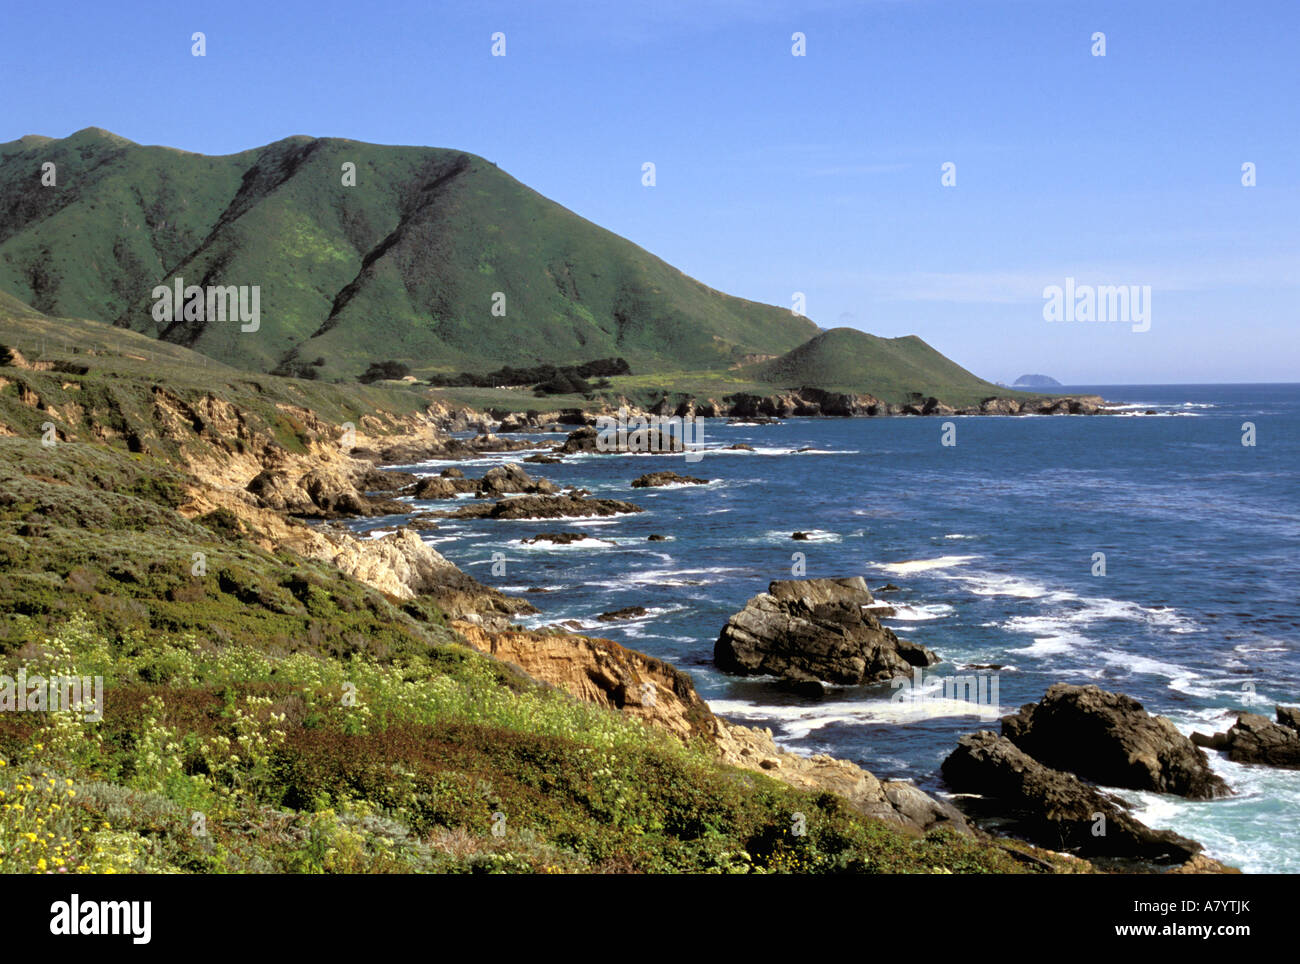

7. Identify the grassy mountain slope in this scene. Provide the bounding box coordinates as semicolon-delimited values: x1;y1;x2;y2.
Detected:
0;129;818;378
745;327;1023;406
0;299;446;452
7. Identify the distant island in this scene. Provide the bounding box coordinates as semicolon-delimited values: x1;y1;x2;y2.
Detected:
1013;374;1063;387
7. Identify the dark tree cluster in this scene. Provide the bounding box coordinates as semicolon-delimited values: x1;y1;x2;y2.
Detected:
428;357;630;395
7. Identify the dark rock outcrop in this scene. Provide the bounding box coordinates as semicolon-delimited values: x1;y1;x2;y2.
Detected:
362;433;535;465
1279;706;1300;732
408;475;476;499
1191;707;1300;769
476;463;558;497
521;531;599;545
941;731;1202;863
405;463;556;499
630;471;709;487
596;606;649;622
436;494;643;521
714;577;938;685
557;424;685;455
1001;684;1229;799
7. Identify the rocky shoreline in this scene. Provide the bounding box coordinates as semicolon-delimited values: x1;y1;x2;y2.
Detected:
11;355;1246;873
235;403;1263;873
477;388;1114;436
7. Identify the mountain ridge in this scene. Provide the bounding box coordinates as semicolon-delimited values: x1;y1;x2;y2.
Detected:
0;128;820;377
1;128;1060;408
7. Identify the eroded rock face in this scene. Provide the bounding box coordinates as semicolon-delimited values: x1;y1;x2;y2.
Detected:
246;466;407;518
714;578;937;685
978;397;1021;415
298;467;374;516
453;620;715;742
328;528;535;619
246;469;315;513
768;577;872;607
1001;684;1230;799
941;731;1202;863
712;720;970;835
452;619;970;836
1191;708;1300;769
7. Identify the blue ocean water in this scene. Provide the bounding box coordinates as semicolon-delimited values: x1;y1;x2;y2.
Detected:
372;384;1300;873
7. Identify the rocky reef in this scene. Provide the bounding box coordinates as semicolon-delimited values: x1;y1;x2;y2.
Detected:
1192;706;1300;769
714;577;938;687
942;685;1236;866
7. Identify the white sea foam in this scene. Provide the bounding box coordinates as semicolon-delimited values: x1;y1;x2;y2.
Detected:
709;694;1007;737
510;536;616;551
702;446;859;457
406;451;550;471
1112;757;1300;874
885;603;956;622
873;555;979;575
767;528;840;543
644;480;721;490
587;566;744;590
494;512;640;524
949;572;1049;598
1009;633;1090;656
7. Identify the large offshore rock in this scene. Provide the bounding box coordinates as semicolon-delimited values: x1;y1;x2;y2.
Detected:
1192;707;1300;769
1001;684;1230;799
714;577;937;685
942;731;1202;863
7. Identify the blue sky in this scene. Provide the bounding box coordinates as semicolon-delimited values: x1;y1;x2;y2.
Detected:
5;0;1297;384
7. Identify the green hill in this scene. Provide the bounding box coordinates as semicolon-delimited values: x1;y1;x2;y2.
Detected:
0;128;818;379
745;327;1016;406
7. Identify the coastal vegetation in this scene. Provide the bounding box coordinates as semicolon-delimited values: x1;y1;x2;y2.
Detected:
0;305;1081;874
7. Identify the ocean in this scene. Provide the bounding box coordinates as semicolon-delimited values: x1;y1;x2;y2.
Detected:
370;383;1300;873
